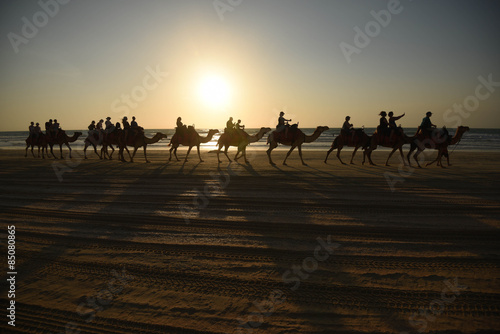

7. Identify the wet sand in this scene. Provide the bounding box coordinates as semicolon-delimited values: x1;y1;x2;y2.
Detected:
1;148;499;333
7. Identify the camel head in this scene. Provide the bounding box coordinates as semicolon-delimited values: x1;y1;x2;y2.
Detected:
208;129;219;136
260;127;272;135
155;132;168;140
316;126;330;133
457;125;470;133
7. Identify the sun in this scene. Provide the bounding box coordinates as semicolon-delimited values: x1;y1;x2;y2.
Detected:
197;74;232;109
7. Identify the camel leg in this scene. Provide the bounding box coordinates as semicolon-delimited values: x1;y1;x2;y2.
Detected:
350;147;359;164
283;145;297;166
223;146;232;162
324;147;334;163
143;145;150;163
386;147;398;166
336;147;345;165
50;145;57;159
130;147;138;163
266;142;277;165
59;144;63;159
37;146;41;158
84;143;89;159
197;145;204;162
398;147;407;166
109;145;115;160
407;146;415;167
174;147;180;162
243;147;249;164
65;143;72;159
413;149;423;168
168;146;174;161
217;149;222;164
298;145;307;166
185;146;193;162
25;144;29;158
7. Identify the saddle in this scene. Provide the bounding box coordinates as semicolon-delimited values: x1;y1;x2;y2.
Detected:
274;124;299;142
341;128;365;146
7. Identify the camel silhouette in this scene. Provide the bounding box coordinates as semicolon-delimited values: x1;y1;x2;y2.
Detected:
407;126;470;168
169;128;219;162
118;132;167;163
25;133;49;159
362;128;414;166
215;127;271;164
47;130;82;159
324;129;371;164
267;126;329;166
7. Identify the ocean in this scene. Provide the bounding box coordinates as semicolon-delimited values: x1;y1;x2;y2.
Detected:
3;127;500;152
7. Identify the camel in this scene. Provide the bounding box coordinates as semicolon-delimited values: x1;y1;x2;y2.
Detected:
83;131;104;159
47;130;83;159
25;133;50;159
407;126;469;168
216;127;271;164
324;129;371;164
169;128;219;162
267;126;329;166
362;128;414;166
118;132;167;163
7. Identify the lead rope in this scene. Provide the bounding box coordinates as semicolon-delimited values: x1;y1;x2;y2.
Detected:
447;136;462;157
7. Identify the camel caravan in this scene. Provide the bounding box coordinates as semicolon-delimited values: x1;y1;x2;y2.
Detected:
25;111;469;167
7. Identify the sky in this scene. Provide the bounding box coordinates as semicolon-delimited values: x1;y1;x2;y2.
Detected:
1;0;499;131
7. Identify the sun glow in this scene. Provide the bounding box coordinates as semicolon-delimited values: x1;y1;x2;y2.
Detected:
197;74;232;109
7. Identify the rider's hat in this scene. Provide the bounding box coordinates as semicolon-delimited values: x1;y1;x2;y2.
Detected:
426;111;432;116
379;111;387;116
123;116;128;120
106;116;111;120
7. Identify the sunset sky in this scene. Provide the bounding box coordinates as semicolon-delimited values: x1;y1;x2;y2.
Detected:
1;0;499;131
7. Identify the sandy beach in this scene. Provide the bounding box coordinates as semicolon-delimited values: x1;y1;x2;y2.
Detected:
1;148;499;333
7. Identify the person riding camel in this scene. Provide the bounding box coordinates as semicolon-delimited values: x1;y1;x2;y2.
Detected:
51;119;60;139
377;111;389;139
419;111;436;137
45;119;53;138
122;116;131;141
96;119;104;133
226;117;235;133
169;117;187;146
236;119;245;130
105;117;115;133
388;111;405;141
128;116;142;139
33;122;41;142
276;111;291;138
131;116;137;128
88;120;96;132
28;122;35;140
341;116;355;143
